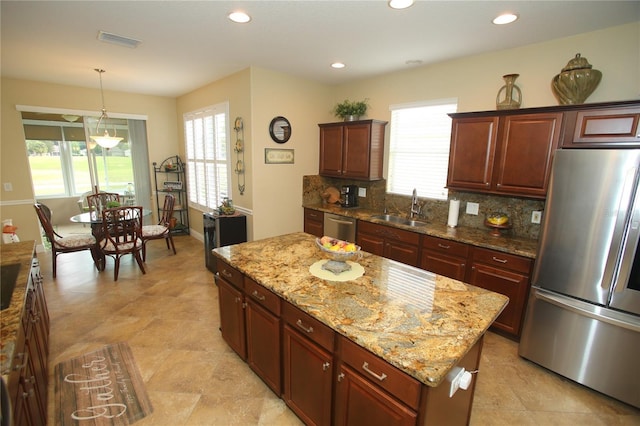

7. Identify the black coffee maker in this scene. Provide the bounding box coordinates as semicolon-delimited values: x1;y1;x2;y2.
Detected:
341;185;358;208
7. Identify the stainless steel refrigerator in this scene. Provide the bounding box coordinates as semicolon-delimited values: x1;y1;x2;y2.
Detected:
519;149;640;408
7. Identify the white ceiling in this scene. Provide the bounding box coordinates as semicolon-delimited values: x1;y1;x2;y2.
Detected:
2;1;639;98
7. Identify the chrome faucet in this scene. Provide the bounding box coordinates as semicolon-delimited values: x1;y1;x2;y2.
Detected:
410;188;421;219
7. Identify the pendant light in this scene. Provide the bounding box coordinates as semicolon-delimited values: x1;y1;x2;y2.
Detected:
90;68;123;149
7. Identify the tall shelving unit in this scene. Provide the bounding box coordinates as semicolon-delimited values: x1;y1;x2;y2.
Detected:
153;155;190;235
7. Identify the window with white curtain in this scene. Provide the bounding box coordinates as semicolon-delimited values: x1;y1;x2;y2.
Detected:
387;99;457;200
184;103;230;211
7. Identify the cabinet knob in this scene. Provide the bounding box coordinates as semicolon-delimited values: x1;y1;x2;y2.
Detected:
337;372;345;382
322;362;330;371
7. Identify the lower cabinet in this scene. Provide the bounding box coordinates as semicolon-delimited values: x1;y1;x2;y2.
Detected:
304;208;324;238
357;221;420;267
467;247;533;336
420;236;469;281
8;256;49;426
282;302;335;426
335;336;420;426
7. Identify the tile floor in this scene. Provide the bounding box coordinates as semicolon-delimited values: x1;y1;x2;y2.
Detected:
40;230;640;425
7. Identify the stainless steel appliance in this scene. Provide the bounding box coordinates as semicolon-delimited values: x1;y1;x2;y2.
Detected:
204;212;247;273
324;213;356;242
519;149;640;408
340;185;358;208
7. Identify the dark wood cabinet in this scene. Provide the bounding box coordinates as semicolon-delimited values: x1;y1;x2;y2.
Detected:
282;302;335;426
304;208;324;238
420;235;469;281
7;257;49;426
562;105;640;147
217;276;247;359
319;120;387;180
467;247;533;336
447;112;561;198
245;277;281;395
357;221;420;267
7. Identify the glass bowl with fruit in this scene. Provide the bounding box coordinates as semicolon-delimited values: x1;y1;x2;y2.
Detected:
316;236;362;274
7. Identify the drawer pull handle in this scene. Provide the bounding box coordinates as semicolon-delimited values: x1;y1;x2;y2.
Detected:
437;243;451;249
322;362;330;371
362;362;387;381
251;290;266;301
296;319;314;334
492;256;508;264
221;269;233;279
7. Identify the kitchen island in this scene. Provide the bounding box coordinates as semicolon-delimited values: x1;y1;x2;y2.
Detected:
213;232;508;425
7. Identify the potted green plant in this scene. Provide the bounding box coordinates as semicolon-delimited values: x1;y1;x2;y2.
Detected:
332;99;369;121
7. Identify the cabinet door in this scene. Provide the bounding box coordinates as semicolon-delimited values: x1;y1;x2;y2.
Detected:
564;106;640;146
447;116;499;191
304;209;324;238
283;324;334;426
246;300;281;395
467;263;529;336
357;233;385;257
495;113;562;197
335;363;417;426
319;125;344;177
217;278;247;359
420;250;467;281
342;123;372;179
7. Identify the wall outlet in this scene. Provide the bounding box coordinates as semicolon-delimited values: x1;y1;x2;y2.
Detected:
531;210;542;224
358;187;366;197
3;182;13;191
466;202;479;215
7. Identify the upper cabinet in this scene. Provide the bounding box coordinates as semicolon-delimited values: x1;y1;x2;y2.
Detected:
562;104;640;147
319;120;387;180
447;112;562;198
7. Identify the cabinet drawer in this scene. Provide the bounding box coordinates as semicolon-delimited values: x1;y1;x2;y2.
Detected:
359;221;420;245
245;277;281;316
421;235;469;258
304;208;323;223
339;336;421;410
282;302;335;352
216;258;244;290
471;247;532;274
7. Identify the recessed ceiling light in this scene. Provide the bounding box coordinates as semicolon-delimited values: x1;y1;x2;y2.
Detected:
388;0;414;10
228;11;251;23
493;13;518;25
331;62;346;69
405;59;423;65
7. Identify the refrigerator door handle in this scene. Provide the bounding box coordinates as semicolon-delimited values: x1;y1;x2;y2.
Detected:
534;288;640;333
602;165;640;290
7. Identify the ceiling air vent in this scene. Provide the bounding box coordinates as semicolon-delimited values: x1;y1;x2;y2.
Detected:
97;31;141;48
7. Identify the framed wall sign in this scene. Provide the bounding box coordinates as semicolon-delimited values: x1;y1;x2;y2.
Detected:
265;148;294;164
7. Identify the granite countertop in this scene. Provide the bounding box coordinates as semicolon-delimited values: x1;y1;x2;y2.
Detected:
304;203;538;259
213;232;509;387
0;241;36;376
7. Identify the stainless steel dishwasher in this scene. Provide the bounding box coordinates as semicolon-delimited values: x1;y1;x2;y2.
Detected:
323;213;357;242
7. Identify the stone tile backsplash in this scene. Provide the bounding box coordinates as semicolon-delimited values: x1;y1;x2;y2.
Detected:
303;175;544;240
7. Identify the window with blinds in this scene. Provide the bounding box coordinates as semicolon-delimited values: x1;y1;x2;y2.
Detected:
184;103;230;212
387;99;457;200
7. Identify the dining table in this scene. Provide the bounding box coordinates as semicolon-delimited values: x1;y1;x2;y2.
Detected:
70;208;152;270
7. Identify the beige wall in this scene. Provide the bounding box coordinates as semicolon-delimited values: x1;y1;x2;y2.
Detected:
1;78;177;243
2;22;638;244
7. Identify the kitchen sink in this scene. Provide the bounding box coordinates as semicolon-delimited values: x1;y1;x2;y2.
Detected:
370;214;428;227
1;263;21;310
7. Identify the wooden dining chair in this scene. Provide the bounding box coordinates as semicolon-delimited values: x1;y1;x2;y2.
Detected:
34;203;99;278
86;192;120;214
99;206;145;281
141;194;177;261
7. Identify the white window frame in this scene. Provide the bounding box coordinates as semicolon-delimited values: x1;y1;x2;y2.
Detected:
387;99;458;200
183;102;231;212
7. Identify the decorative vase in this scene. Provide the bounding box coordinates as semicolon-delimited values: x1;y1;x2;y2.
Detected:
344;115;360;121
496;74;522;110
551;53;602;105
